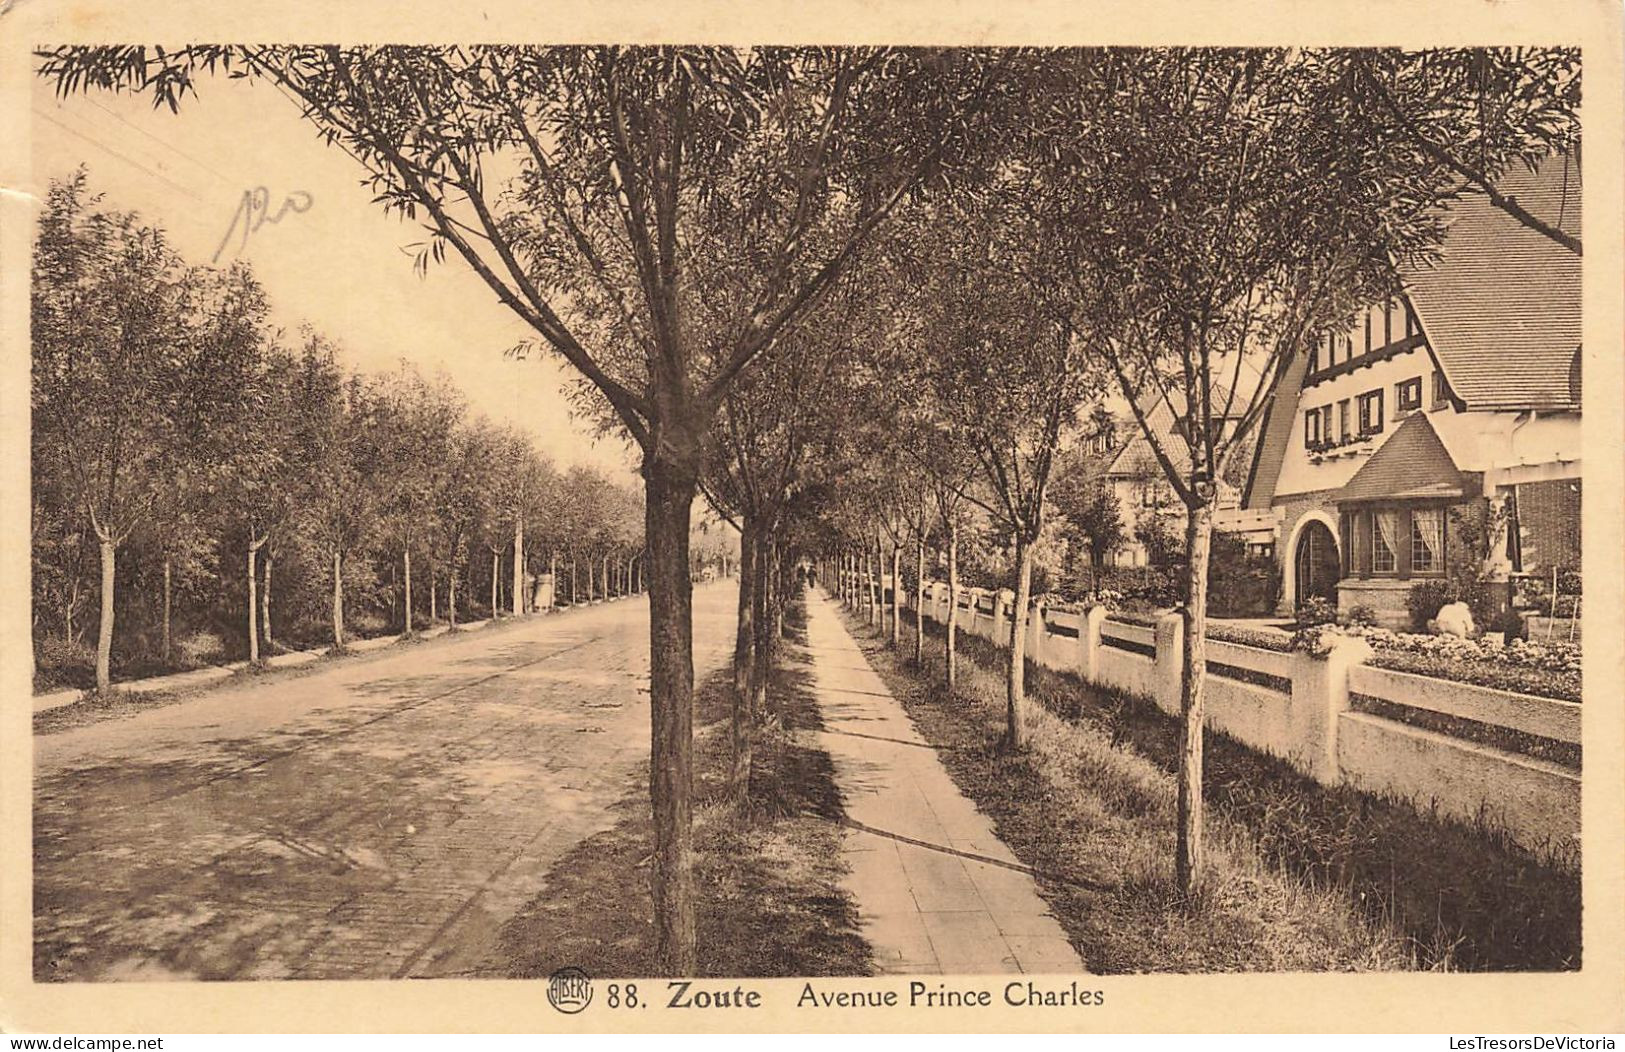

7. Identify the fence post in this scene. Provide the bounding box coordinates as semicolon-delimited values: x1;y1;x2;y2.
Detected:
1080;605;1107;682
1153;612;1184;716
1288;634;1372;783
1029;598;1045;668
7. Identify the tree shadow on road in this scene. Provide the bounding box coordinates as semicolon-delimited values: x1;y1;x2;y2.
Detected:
490;596;873;979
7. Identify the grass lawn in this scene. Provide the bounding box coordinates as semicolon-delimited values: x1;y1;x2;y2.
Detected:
848;605;1578;972
492;599;872;979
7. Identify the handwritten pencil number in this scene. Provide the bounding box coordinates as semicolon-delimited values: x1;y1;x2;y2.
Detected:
213;187;313;263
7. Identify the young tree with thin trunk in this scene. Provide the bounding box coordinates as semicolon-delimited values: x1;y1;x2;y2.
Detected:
32;173;190;691
916;196;1099;750
289;338;382;653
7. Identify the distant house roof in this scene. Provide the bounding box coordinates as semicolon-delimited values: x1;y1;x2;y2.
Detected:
1103;383;1239;479
1405;151;1582;412
1335;412;1470;504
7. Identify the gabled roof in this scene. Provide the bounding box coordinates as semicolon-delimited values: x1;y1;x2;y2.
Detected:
1335;412;1469;504
1103;382;1239;479
1242;349;1308;509
1405;151;1582;412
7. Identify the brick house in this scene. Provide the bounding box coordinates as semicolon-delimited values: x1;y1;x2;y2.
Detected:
1241;151;1581;627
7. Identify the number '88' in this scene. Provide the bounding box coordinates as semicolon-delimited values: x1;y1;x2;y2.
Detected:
606;983;639;1008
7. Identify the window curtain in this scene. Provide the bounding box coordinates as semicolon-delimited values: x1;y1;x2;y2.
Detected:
1374;510;1399;571
1413;507;1444;572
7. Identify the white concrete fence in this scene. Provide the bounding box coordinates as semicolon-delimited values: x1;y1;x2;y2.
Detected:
875;577;1579;864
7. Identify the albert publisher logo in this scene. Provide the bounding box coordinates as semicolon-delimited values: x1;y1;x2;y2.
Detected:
548;966;593;1014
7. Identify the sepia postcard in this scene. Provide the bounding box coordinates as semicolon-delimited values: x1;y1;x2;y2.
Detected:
0;0;1621;1036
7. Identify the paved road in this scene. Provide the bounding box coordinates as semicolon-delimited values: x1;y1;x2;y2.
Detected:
33;583;737;982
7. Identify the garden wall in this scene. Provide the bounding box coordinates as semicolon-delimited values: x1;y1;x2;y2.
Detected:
903;581;1580;863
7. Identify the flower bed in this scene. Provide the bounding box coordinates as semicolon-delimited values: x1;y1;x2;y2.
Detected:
1363;651;1580;703
1291;623;1581;702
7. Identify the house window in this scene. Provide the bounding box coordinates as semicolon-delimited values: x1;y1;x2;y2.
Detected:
1357;390;1384;435
1396;377;1423;412
1432;371;1451;408
1338;399;1350;442
1364;310;1372;354
1411;507;1444;574
1304;407;1322;448
1308;341;1320;375
1372;510;1399;574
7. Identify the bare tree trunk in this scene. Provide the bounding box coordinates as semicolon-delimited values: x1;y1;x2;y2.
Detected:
430;565;438;624
550;551;559;609
604;554;612;598
645;457;698;977
750;527;772;717
571;553;578;604
733;519;756;699
915;534;926;664
731;518;757;802
331;548;346;651
262;550;274;649
875;533;886;628
890;544;902;647
162;556;173;664
448;560;458;628
512;517;524;616
946;525;960;690
1177;501;1215;894
247;545;259;664
95;536;115;692
1005;537;1034;751
772;538;784;641
490;549;500;617
404;547;414;636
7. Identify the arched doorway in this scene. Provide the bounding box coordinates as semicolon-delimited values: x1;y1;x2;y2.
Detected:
1294;520;1341;610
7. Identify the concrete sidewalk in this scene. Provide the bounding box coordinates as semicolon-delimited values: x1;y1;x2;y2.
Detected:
803;591;1085;976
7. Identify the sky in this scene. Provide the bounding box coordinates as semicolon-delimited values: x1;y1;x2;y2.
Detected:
29;70;641;483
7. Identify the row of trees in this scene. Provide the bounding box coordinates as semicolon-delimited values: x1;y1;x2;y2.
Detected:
40;45;1579;973
33;169;647;692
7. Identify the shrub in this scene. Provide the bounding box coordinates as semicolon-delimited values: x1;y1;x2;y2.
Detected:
1207;533;1281;618
1406;579;1452;631
1346;604;1378;628
1070;564;1183;609
175;630;225;665
1294;596;1338;629
34;636;95;691
1206;622;1293;652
